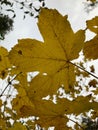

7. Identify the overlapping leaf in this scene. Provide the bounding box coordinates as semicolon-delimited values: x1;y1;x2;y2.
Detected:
0;46;11;79
86;16;98;34
83;35;98;59
20;99;69;129
9;8;85;91
83;17;98;59
11;87;34;118
19;96;98;129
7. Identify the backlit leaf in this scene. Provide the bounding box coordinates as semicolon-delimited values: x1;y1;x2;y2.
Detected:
12;87;34;118
19;96;98;129
83;35;98;59
86;16;98;34
9;8;85;91
26;67;75;100
0;46;11;79
20;99;69;129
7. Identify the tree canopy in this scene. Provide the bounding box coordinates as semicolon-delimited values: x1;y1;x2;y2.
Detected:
0;0;98;130
0;0;45;40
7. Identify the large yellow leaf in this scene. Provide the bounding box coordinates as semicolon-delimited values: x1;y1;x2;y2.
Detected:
83;35;98;59
20;99;69;129
9;8;85;91
38;9;85;60
19;96;98;129
0;46;11;79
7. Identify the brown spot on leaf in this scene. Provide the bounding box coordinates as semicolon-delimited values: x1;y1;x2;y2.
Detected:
18;50;22;55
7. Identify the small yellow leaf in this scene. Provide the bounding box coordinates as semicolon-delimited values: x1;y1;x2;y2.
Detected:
86;16;98;34
88;79;98;87
83;35;98;59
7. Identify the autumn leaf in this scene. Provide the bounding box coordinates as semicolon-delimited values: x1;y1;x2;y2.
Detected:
86;16;98;34
9;8;85;91
83;35;98;59
0;46;11;79
26;69;75;101
88;79;98;87
20;99;69;129
19;96;98;129
84;17;98;60
11;87;34;118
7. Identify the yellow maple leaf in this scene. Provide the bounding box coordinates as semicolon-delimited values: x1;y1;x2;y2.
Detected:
19;96;98;129
0;46;11;79
9;8;85;91
20;99;69;129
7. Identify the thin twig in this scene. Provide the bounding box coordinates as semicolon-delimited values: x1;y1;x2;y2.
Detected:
0;72;22;97
69;61;98;80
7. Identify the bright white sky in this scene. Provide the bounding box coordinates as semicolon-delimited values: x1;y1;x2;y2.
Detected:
0;0;98;50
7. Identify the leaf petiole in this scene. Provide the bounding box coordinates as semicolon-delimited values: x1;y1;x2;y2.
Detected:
69;61;98;79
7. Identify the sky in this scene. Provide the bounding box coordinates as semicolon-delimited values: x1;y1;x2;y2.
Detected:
0;0;98;50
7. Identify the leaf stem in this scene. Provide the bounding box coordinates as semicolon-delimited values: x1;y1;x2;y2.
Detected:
0;72;22;97
68;117;85;130
69;61;98;79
